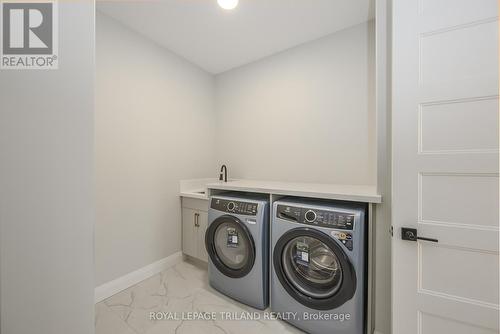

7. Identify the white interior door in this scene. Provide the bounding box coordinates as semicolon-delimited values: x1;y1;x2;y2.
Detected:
392;1;499;333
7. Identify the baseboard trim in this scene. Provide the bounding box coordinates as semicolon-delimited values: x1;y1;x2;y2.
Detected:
94;251;183;303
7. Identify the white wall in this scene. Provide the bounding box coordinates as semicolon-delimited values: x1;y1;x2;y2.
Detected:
95;13;216;286
214;21;375;185
0;2;95;334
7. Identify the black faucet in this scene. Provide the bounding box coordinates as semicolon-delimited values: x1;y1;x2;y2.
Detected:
219;165;228;182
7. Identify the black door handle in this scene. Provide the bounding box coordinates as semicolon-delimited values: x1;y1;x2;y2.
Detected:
401;227;438;243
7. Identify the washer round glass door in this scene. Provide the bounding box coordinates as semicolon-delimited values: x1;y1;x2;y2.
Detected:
273;228;356;310
205;215;255;278
283;236;343;298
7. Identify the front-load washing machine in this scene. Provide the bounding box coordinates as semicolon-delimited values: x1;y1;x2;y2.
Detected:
205;192;269;309
271;197;367;334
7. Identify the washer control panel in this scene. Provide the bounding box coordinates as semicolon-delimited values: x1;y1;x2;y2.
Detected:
276;204;355;230
211;198;258;216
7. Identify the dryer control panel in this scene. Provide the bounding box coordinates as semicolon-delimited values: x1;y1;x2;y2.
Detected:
276;204;355;230
211;198;258;216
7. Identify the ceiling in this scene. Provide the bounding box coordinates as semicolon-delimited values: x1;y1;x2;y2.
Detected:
97;0;374;74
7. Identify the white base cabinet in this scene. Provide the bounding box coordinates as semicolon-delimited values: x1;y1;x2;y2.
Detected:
181;197;208;262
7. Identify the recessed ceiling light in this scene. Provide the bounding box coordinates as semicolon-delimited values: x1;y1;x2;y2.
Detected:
217;0;238;10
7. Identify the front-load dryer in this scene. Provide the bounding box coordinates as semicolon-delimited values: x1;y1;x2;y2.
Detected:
271;197;367;334
205;192;269;309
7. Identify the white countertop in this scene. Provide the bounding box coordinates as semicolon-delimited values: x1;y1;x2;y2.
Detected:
179;188;209;200
179;178;215;200
206;179;381;203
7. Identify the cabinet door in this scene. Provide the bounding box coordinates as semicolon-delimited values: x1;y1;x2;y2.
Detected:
196;211;209;262
182;208;197;258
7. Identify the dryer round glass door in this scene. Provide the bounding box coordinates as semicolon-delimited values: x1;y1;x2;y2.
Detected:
273;228;356;310
205;215;255;278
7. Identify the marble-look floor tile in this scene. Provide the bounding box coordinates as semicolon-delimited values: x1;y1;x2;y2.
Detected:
97;259;302;334
95;302;137;334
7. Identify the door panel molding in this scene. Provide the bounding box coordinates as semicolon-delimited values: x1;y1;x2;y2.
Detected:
418;96;499;154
